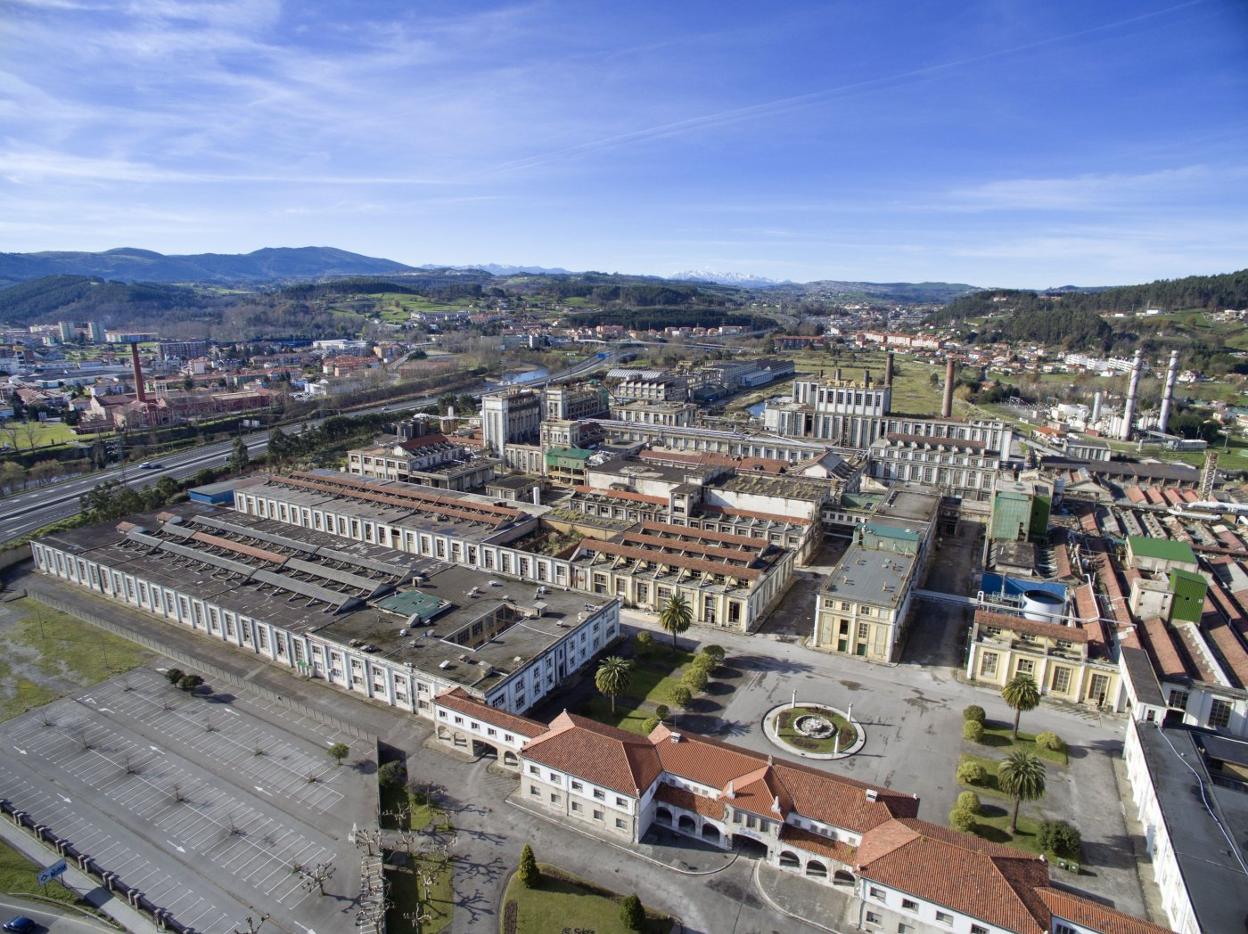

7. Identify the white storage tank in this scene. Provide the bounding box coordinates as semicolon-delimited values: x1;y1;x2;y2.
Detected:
1021;590;1064;624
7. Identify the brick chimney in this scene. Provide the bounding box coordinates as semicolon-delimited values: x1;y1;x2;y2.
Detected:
130;342;147;403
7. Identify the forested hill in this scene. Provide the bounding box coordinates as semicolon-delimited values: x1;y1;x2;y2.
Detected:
934;268;1248;322
0;276;199;326
0;246;416;285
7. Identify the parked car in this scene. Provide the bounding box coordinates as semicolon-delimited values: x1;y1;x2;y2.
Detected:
3;917;36;933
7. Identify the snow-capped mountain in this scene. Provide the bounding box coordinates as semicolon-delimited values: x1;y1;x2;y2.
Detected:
669;269;787;286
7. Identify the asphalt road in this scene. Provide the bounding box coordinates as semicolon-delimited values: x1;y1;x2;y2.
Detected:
0;895;116;934
0;350;616;542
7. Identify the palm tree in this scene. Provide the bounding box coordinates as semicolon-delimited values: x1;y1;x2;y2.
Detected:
1001;674;1041;739
658;593;693;649
997;751;1046;833
594;656;633;714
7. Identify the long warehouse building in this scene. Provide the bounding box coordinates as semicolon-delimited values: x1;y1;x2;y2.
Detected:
31;502;620;718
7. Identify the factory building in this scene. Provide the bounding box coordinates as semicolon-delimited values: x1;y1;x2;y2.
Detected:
30;503;619;718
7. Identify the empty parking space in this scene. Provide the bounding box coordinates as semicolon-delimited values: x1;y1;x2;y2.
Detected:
0;668;371;934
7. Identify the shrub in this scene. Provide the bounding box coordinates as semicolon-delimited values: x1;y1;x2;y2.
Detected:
690;653;716;674
949;807;977;832
378;760;405;789
620;893;645;931
957;761;988;786
517;844;539;888
963;704;986;723
653;704;670;721
641;716;661;734
956;791;981;815
702;644;726;663
671;686;693;709
164;668;185;685
1035;731;1065;752
177;673;204;692
1038;820;1082;859
963;719;985;743
682;667;709;693
635;631;653;654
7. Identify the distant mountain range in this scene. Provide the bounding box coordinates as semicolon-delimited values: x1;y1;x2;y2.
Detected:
0;246;416;286
670;269;788;286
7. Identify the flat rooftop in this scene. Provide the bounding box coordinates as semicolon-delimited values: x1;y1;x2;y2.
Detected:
822;544;916;609
38;504;611;694
1133;724;1248;934
873;486;941;523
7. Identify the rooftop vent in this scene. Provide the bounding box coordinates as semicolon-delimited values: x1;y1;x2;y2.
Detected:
865;788;878;802
669;732;682;743
438;660;452;670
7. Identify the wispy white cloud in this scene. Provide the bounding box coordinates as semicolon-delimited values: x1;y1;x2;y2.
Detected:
944;165;1241;211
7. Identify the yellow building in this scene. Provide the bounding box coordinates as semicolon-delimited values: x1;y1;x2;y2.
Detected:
966;608;1124;711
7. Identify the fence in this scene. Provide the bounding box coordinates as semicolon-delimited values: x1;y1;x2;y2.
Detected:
26;589;374;742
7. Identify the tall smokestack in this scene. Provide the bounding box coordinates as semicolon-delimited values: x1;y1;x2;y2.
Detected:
884;351;895;387
834;367;843;382
941;358;955;418
863;368;871;389
1120;349;1143;441
1091;391;1102;425
1158;349;1180;435
130;342;147;404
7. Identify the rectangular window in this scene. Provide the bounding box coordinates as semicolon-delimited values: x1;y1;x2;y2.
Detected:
1051;667;1071;693
1016;658;1035;676
550;793;559;804
869;887;885;900
528;765;539;776
865;912;881;926
971;927;988;934
901;899;918;911
615;818;626;829
1169;689;1189;710
1209;698;1232;730
593;809;604;821
529;786;539;797
593;789;605;800
571;802;580;812
980;652;998;676
935;911;953;925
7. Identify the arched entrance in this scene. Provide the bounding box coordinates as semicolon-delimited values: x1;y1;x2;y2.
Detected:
655;807;673;826
502;750;519;768
732;834;769;858
805;859;828;880
778;851;801;869
701;823;720;843
833;869;855;886
677;814;697;833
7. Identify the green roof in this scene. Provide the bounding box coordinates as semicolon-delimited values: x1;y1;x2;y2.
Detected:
375;589;450;622
545;446;593;465
865;522;920;542
1127;535;1197;565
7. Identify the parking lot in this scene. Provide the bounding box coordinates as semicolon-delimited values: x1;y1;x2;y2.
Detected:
0;668;375;934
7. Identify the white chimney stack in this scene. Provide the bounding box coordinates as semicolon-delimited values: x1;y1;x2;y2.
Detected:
1120;349;1143;441
1158;350;1180;435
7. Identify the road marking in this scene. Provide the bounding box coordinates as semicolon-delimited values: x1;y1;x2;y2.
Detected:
254;785;272;796
164;839;187;854
149;744;164;754
57;794;71;804
12;745;26;755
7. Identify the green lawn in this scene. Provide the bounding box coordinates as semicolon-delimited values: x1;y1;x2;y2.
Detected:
977;722;1069;765
0;599;154;721
575;647;699;735
2;420;78;451
958;752;1008;796
775;705;855;753
0;838;81;908
502;865;670;934
960;803;1045;856
386;852;453;933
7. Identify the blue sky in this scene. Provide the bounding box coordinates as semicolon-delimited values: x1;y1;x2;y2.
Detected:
0;0;1245;287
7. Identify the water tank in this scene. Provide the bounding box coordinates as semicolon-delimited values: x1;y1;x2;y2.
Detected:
1020;590;1064;624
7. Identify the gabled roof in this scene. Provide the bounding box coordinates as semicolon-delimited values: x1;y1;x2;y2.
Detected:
434;688;547;739
855;819;1052;934
648;724;917;833
1127;535;1197;566
522;711;662;795
1034;887;1172;934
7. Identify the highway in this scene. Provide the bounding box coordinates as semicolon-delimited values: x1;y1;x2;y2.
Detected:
0;350;616;543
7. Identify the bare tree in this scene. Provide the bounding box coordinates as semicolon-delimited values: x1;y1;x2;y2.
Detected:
170;783;189;805
232;911;270;934
123;754;142;776
298;860;336;896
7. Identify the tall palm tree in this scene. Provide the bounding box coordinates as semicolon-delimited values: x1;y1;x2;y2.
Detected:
1001;674;1041;739
997;751;1046;833
594;656;633;713
658;592;693;649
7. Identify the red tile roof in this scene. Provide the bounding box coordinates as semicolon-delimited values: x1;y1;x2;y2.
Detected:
648;724;917;833
777;824;857;865
974;609;1088;644
434;688;547;739
522;711;663;795
1034;887;1172;934
856;819;1052;934
654;783;725;820
1139;617;1190;679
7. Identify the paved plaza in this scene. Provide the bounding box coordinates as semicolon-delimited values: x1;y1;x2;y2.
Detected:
0;667;375;934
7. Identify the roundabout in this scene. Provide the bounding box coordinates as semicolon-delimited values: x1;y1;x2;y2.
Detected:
763;700;865;760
